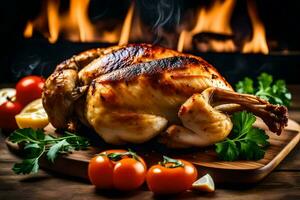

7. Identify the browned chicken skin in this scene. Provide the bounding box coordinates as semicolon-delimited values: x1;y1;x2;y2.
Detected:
42;44;288;148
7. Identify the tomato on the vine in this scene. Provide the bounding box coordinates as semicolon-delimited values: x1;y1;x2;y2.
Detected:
146;156;198;194
88;149;147;191
16;75;45;106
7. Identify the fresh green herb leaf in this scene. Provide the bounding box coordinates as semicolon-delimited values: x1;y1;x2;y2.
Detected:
8;128;90;174
215;111;269;161
257;73;273;89
271;80;292;106
13;158;40;174
23;143;44;159
231;111;256;137
64;132;90;150
8;128;44;144
46;139;70;163
240;140;265;160
235;73;291;107
236;77;254;94
24;143;40;150
245;128;269;147
216;139;239;161
13;144;45;174
44;134;55;141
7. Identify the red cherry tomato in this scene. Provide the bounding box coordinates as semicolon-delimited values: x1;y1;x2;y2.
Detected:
146;156;198;195
0;100;23;130
113;158;146;190
88;155;114;189
88;149;147;191
16;76;45;106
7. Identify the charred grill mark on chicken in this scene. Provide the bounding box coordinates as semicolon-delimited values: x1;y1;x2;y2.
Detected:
96;56;200;83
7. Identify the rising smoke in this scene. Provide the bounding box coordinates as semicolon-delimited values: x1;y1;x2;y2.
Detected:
137;0;182;46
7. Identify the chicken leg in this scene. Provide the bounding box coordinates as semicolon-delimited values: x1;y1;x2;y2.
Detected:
160;87;288;148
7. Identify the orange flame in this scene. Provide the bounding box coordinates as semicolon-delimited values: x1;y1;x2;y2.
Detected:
191;0;235;35
47;0;60;43
22;0;129;44
68;0;94;42
178;0;236;52
119;1;135;45
23;1;49;40
23;21;33;38
23;0;96;43
130;11;144;42
242;0;269;54
177;30;187;52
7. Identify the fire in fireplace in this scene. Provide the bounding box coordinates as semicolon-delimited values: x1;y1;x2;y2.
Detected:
22;0;270;54
1;0;300;83
177;0;269;54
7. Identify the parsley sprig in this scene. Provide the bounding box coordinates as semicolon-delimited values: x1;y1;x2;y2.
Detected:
236;72;291;106
8;128;89;174
215;111;269;161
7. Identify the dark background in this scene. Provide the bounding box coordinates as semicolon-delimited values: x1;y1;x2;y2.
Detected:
0;0;299;84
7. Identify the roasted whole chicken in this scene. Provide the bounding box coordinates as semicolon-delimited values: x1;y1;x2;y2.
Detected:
43;44;288;148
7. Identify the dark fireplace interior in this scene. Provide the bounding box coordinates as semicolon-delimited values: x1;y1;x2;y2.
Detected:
1;0;300;84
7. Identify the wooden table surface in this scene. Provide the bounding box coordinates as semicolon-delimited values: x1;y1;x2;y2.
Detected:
1;85;300;200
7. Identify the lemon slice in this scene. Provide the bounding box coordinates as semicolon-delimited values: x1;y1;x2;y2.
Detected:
192;174;215;192
15;98;49;129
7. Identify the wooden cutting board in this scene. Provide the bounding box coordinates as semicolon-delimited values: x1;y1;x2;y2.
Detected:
6;118;300;185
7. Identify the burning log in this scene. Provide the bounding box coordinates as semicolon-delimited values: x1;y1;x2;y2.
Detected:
192;32;236;52
177;0;236;52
